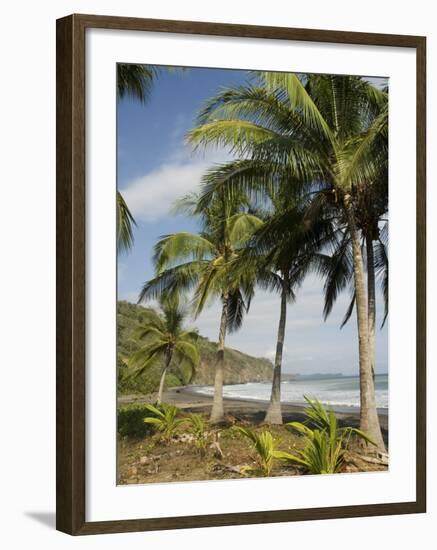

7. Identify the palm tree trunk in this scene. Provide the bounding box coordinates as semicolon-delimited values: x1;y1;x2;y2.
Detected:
264;274;288;424
344;196;386;452
157;349;172;405
210;294;228;424
366;234;376;382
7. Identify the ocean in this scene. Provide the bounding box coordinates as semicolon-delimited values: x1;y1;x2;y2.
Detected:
191;374;388;412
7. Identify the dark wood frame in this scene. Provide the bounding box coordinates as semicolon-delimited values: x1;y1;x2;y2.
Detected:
56;13;427;536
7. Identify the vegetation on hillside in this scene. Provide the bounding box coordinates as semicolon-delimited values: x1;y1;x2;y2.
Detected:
117;301;273;395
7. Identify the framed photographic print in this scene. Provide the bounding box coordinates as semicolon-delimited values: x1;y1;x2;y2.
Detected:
56;14;426;535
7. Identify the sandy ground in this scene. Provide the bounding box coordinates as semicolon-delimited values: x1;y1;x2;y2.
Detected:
118;386;389;435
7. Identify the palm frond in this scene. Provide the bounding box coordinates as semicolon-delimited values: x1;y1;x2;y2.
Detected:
374;232;389;327
117;63;157;103
227;212;264;246
260;72;334;143
138;260;206;303
153;232;217;272
340;292;356;328
317;231;354;320
116;191;136;253
187;119;284;156
128;342;167;377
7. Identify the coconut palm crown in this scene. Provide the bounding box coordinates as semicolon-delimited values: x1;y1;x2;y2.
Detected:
128;295;200;404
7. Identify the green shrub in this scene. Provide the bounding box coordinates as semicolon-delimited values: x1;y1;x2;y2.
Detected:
117;404;157;438
234;427;282;477
143;403;186;443
185;413;210;455
276;396;376;474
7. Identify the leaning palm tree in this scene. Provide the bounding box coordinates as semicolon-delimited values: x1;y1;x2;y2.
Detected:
128;296;200;404
186;73;387;450
139;192;262;423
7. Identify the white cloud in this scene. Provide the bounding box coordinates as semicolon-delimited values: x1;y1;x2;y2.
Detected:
121;149;231;222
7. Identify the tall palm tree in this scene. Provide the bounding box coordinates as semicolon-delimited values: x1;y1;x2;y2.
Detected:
315;155;388;377
138;192;262;423
355;142;388;380
186;73;388;450
234;190;334;424
128;296;200;404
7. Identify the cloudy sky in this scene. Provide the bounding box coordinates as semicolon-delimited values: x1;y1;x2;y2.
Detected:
117;67;388;376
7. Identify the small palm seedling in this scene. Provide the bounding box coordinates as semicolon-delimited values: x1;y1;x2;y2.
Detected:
143;403;186;443
235;427;283;477
276;396;376;474
185;413;210;456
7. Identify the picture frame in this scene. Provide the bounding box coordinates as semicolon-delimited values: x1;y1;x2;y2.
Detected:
56;13;426;535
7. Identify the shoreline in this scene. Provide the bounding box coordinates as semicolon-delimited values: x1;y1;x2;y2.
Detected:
118;385;389;432
179;385;388;415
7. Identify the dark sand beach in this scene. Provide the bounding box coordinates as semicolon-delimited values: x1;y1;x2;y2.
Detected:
118;386;389;435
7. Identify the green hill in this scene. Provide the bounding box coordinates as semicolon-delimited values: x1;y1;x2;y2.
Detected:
117;300;273;395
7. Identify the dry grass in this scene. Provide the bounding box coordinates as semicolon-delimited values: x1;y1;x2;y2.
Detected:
117;413;387;485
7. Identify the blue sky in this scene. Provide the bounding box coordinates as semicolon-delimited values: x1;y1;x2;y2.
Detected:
117;67;388;376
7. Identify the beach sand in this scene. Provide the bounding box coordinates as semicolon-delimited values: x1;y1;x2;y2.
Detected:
118;386;389;436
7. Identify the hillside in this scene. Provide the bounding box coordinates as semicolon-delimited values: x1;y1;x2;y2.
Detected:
117;301;273;395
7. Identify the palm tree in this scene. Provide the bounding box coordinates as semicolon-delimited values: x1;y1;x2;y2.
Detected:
138;192;262;423
312;125;388;380
128;296;200;404
186;73;388;450
356;145;388;380
235;191;334;424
